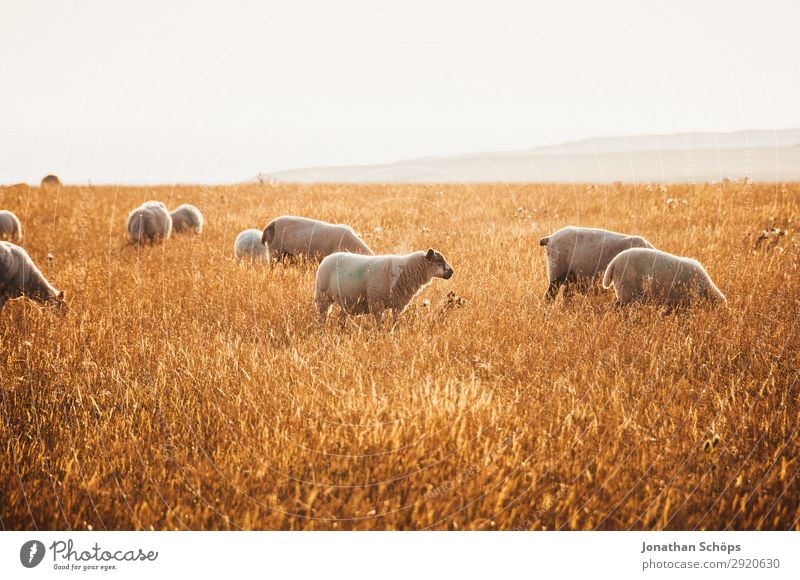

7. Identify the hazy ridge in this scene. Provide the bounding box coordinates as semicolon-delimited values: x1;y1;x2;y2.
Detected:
263;129;800;183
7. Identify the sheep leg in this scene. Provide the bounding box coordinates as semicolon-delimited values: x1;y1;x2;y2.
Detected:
316;295;333;328
317;308;328;328
0;293;6;311
368;301;384;328
544;280;561;301
389;309;400;333
561;281;574;302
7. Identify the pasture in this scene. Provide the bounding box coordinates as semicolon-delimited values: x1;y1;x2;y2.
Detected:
0;181;798;530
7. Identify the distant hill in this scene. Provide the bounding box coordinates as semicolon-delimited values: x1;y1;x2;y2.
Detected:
262;129;800;183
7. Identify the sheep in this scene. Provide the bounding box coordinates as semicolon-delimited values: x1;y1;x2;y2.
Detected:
0;241;65;311
262;215;373;263
170;204;204;234
40;174;61;189
315;248;453;327
234;229;269;263
602;247;726;310
127;201;172;244
0;210;22;242
539;226;654;300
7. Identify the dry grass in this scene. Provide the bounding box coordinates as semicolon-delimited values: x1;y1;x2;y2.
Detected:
1;181;798;531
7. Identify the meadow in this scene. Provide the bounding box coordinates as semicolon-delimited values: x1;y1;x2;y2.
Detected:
0;180;798;530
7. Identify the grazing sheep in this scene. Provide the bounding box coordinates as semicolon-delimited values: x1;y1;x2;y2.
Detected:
127;201;172;244
0;210;22;242
539;226;654;300
170;204;204;234
40;174;61;188
602;248;726;309
234;229;269;263
262;215;373;263
0;241;65;311
315;249;453;327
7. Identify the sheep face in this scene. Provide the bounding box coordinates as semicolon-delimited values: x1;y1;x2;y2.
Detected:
30;287;67;312
50;290;68;313
425;248;453;280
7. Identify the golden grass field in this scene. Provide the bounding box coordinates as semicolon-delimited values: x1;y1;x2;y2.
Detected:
0;181;798;531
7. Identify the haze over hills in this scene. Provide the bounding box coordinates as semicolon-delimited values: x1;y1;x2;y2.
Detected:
262;129;800;184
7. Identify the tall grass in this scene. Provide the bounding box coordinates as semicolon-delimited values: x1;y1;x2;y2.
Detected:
1;181;798;530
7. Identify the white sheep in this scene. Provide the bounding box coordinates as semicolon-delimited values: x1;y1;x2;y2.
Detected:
127;201;172;244
0;241;65;311
262;215;373;262
602;247;726;309
170;204;204;234
539;226;654;300
315;248;453;327
0;210;23;242
234;229;269;263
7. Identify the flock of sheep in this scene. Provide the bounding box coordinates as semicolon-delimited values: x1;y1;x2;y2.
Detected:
539;226;726;309
0;199;726;323
127;200;204;243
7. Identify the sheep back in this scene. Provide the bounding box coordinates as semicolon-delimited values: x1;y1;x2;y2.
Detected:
127;201;172;244
170;204;204;234
0;210;22;242
542;226;654;284
263;215;373;262
234;229;269;262
0;241;63;307
603;247;726;308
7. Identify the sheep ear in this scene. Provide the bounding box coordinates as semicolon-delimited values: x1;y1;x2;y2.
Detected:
425;248;435;260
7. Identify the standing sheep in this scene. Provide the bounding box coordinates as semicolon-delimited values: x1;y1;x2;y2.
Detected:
539;226;654;300
0;210;22;242
315;249;453;327
234;229;269;263
170;204;204;234
127;201;172;244
262;215;373;263
602;248;726;309
0;242;65;311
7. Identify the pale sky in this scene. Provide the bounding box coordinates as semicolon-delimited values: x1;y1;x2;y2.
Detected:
1;0;799;184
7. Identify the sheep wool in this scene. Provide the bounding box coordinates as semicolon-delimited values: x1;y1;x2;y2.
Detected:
602;247;726;309
234;229;269;263
0;241;65;310
539;226;654;300
127;201;172;244
170;204;204;234
315;249;453;326
40;174;61;188
0;210;22;242
262;215;373;262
